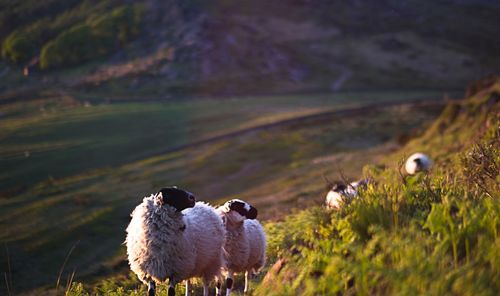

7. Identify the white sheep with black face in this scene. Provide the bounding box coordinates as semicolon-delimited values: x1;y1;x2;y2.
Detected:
125;187;226;296
405;153;433;175
325;179;369;209
216;199;266;296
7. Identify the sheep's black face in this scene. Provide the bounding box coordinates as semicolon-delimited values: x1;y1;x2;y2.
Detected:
157;187;195;211
413;158;423;171
331;183;347;193
227;199;258;219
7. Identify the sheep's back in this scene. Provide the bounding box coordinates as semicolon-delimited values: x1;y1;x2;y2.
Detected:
224;223;251;272
244;219;266;272
325;190;342;209
183;202;226;279
126;201;153;283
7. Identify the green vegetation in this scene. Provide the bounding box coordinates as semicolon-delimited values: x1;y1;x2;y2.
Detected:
48;80;499;296
0;0;81;41
0;1;498;294
40;5;143;69
1;76;497;295
0;90;441;193
0;91;444;294
1;30;37;63
0;0;499;97
254;80;500;295
1;0;142;67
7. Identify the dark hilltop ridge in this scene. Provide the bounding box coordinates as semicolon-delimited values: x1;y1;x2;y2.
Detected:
1;0;500;99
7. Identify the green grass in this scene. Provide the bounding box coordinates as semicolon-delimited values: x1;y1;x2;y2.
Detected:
53;79;498;296
252;79;500;295
0;90;446;193
0;91;445;294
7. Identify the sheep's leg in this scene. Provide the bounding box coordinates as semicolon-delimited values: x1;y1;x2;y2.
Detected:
225;271;234;296
185;280;191;296
216;280;222;296
148;281;156;296
168;279;176;296
244;271;250;293
202;280;209;296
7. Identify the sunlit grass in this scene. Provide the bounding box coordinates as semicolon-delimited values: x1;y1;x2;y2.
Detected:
252;80;500;296
0;94;446;294
0;90;446;192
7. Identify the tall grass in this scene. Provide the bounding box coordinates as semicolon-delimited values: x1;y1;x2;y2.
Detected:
253;79;499;295
10;79;500;295
256;146;499;295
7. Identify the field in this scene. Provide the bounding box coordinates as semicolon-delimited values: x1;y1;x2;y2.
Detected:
0;90;448;294
254;79;500;296
1;1;499;295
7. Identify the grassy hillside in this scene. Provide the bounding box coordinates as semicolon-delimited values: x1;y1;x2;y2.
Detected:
1;1;499;294
0;91;447;295
1;0;499;97
254;78;499;295
36;79;497;296
0;90;444;194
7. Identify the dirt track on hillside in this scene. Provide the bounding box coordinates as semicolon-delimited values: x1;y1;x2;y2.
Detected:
151;98;450;157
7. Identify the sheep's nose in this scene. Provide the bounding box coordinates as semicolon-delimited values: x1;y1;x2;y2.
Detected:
188;194;196;206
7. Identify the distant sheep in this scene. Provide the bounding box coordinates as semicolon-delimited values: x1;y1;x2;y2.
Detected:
216;199;266;296
325;178;369;209
125;187;226;296
405;153;433;175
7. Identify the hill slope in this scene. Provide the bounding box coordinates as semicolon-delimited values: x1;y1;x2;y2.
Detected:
1;0;500;98
255;78;499;295
53;81;499;295
0;92;448;294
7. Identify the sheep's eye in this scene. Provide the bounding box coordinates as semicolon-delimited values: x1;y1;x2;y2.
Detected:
229;202;246;215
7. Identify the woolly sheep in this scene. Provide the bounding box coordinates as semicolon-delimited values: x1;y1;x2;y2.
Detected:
125;187;226;296
325;179;369;209
405;153;432;175
216;199;266;296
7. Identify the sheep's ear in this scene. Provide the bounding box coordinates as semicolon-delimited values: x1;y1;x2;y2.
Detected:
333;182;348;192
246;206;258;219
157;188;172;203
156;191;166;205
157;187;196;211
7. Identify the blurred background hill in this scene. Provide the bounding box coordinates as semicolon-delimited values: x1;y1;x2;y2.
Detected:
0;1;499;295
1;0;499;99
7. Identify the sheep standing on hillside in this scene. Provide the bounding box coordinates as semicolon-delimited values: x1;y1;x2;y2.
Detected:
325;178;369;209
216;199;266;296
405;153;433;175
125;187;226;296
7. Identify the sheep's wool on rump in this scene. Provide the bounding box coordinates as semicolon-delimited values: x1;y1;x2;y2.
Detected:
220;211;266;273
405;152;433;175
325;190;343;209
182;202;226;281
126;197;225;284
325;182;360;209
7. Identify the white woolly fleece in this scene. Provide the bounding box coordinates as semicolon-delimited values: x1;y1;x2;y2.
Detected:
325;190;344;209
405;152;433;175
217;208;266;273
325;179;369;209
126;196;226;285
